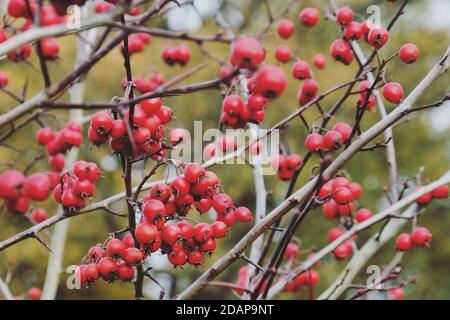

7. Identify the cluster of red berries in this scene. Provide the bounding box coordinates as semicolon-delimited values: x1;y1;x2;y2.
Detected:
271;154;303;181
0;169;58;215
327;227;357;261
121;33;152;56
396;227;433;251
122;71;164;94
36;121;83;172
304;122;352;153
415;184;449;205
161;45;191;66
53;160;101;211
132;163;252;267
88;99;173;160
220;94;269;128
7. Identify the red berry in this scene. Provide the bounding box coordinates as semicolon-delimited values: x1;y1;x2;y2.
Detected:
382;82;404;104
161;224;181;246
312;54;327;69
0;71;9;88
161;45;177;65
28;288;42;300
149;183;172;203
176;44;190;66
322;199;339;219
169;128;188;145
297;79;318;105
395;233;413;251
323;130;343;151
7;0;28;18
85;263;100;283
223;95;244;117
141;98;162;116
235;206;253;222
292;60;311;80
212;193;234;215
334;241;353;260
117;261;135;281
143;199;166;222
49;154;65;172
411;227;432;246
0;170;25;200
168;247;187;266
304;270;320;286
87;245;104;263
284;242;300;260
304;133;325;152
333;187;353;204
299;7;320;28
106;238;126;258
432;184;449;199
319;181;335;198
286;154;303;171
399;43;419;64
36;128;55;146
135;222;159;244
277;19;295;39
7;43;32;62
31;208;48;223
348;182;363;200
275;44;293;63
216;210;236;227
97;257;118;280
336;6;353;25
247;94;266;111
330;39;354;65
253;65;288;99
367;27;389;49
195;198;212;214
332;122;352;141
230;36;265;70
184;163;205;184
355;208;373;223
415;187;433;205
24;173;51;201
388;287;404;300
91;111;113;134
344;21;363;40
193;223;213;243
199;238;216;253
110;119;127;139
187;250;204;266
40;37;60;59
170;176;190;196
211;221;228;238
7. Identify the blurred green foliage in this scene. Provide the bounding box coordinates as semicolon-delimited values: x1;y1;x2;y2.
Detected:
0;0;449;300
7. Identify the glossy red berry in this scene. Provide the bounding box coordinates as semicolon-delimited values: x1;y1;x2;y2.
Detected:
212;193;234;215
253;65;288;99
330;39;354;65
230;36;265;70
169;128;188;145
31;208;48;223
297;79;318;106
91;111;113;134
299;7;320;28
7;43;32;62
106;238;126;258
168;247;187;266
277;19;295;39
323;130;343;151
211;221;228;238
235;206;253;222
334;241;353;260
141;98;162;116
161;224;181;246
247;94;266;111
336;6;353;25
275;44;293;63
399;43;419;64
355;208;373;223
170;176;190;196
348;182;363;199
322;199;339;219
193;223;213;243
85;263;100;283
395;233;413;251
333;187;353;204
367;27;389;49
143;199;166;222
176;45;191;66
184;163;205;184
187;250;204;266
7;0;28;18
87;245;104;263
411;227;432;246
28;288;42;300
305;133;325;152
110;119;127;139
223;95;244;117
97;257;118;280
0;170;25;200
36;128;55;146
40;37;60;59
135;222;159;244
149;183;172;203
292;60;311;80
286;154;303;171
382;82;404;104
344;21;363;40
24;173;51;201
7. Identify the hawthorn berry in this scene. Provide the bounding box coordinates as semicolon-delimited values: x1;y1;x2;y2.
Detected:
97;257;118;280
432;184;449;199
396;233;413;251
187;250;204;266
388;287;404;300
28;288;42;300
24;173;51;201
184;163;205;184
170;176;190;197
299;7;320;28
31;208;48;223
285;242;300;260
230;36;265;70
87;245;105;263
382;82;404;104
415;186;433;205
323;199;339;219
344;21;363;40
106;238;126;258
161;224;182;246
330;39;354;65
40;37;60;59
292;60;311;80
367;27;389;49
399;43;419;64
355;208;373;223
143;199;166;222
0;170;26;200
223;95;244;117
411;227;432;246
211;221;228;238
135;222;159;244
193;223;213;243
253;65;288;99
234;207;253;222
275;44;293;63
336;6;353;25
277;19;295;39
116;261;135;281
176;45;191;66
49;154;65;172
169;128;188;145
332;122;352;142
305;133;325;152
312;54;327;69
323;130;344;151
297;79;318;106
212;193;234;215
90;111;113;134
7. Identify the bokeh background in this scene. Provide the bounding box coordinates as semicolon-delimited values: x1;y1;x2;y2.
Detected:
0;0;449;300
